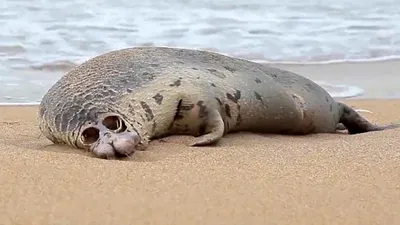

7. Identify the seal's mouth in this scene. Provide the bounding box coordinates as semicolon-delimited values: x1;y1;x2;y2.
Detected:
80;115;141;159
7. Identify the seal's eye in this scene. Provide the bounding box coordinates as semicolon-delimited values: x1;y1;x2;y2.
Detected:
82;127;100;145
102;116;127;132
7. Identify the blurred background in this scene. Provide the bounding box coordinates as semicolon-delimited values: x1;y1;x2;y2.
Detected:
1;0;399;104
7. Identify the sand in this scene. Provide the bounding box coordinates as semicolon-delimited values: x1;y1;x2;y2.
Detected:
1;62;400;225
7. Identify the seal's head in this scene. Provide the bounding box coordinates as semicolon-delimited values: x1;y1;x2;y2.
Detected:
38;97;143;159
77;113;141;159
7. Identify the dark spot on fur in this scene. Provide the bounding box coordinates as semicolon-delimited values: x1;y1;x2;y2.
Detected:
215;97;223;105
225;121;230;131
292;94;298;99
225;104;232;118
173;99;184;120
236;105;243;126
197;76;200;79
226;90;241;103
142;71;150;76
254;91;263;103
255;78;262;83
152;93;163;105
192;67;199;70
207;68;226;79
326;96;329;102
330;104;333;111
305;83;316;92
127;104;135;115
197;101;208;118
176;61;184;64
211;83;216;87
140;101;154;121
271;74;277;78
126;88;133;93
224;66;236;73
150;63;159;67
170;79;181;87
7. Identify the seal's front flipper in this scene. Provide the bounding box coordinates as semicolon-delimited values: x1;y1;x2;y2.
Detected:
189;109;225;146
338;102;400;134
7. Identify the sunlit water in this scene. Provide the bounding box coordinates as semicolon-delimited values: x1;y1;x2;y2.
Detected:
1;0;399;103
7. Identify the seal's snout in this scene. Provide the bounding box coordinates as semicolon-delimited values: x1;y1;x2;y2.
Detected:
80;115;141;159
86;130;140;159
110;132;141;157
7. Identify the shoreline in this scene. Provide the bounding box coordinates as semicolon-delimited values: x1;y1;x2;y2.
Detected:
1;97;399;107
254;55;400;65
1;57;400;103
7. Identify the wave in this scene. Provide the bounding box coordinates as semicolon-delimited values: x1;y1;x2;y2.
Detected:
29;60;78;72
252;55;400;65
315;81;365;99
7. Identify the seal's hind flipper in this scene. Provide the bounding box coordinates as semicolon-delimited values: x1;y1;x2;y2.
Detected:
189;109;225;146
338;102;400;134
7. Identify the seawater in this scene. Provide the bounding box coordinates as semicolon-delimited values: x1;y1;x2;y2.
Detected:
1;0;399;104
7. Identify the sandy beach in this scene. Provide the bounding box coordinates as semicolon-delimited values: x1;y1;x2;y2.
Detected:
1;62;400;225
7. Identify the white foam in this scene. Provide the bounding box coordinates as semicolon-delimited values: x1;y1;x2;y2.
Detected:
315;81;365;99
355;109;373;113
252;55;400;65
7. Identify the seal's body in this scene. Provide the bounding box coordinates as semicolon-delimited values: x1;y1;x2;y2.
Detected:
38;47;398;159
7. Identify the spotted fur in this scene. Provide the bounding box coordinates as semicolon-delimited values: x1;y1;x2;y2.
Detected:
38;47;399;152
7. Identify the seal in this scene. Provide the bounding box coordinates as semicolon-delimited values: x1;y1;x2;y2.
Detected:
37;47;399;159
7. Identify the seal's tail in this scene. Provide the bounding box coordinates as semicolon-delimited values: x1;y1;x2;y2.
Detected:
338;102;400;134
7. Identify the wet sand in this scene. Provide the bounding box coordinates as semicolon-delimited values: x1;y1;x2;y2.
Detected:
270;59;400;99
0;98;399;225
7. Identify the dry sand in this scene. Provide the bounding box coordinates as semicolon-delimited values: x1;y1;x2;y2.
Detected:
0;99;399;225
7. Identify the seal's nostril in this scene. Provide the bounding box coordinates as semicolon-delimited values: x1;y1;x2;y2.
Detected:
82;127;100;145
